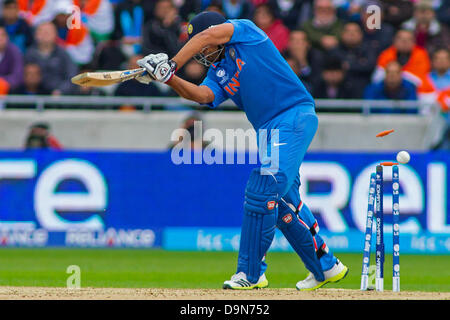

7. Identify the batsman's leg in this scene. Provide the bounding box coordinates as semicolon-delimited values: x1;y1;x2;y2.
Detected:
223;168;279;289
277;175;349;290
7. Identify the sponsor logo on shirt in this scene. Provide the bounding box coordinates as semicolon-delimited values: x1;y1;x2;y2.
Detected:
282;214;292;224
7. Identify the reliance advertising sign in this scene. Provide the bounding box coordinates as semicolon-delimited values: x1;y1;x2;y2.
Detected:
0;150;448;253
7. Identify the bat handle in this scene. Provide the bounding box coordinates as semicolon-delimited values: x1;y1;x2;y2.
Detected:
134;69;153;84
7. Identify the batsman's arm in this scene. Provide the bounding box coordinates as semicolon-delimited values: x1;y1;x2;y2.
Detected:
171;23;234;69
167;75;214;104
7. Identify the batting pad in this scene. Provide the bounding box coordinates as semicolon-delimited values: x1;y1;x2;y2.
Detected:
237;168;278;284
277;201;326;282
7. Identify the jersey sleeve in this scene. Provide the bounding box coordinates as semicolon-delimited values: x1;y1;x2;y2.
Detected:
226;19;268;45
200;72;227;109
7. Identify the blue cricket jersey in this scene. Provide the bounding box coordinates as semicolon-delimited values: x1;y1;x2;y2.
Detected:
200;19;315;130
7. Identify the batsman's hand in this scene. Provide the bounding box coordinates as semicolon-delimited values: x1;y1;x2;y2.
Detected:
137;53;177;83
135;72;153;84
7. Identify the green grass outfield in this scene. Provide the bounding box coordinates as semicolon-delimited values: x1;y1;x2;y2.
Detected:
1;249;449;291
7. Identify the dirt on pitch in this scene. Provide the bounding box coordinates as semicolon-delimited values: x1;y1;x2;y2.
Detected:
0;287;449;300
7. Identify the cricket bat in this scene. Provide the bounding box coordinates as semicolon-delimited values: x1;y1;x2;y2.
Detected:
71;68;149;87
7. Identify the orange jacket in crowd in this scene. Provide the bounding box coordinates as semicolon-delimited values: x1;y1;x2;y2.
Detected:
418;74;450;112
57;23;95;65
18;0;55;27
373;45;431;86
73;0;114;37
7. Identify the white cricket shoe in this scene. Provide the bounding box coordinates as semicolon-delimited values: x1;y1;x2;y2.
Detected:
223;272;269;290
296;259;349;291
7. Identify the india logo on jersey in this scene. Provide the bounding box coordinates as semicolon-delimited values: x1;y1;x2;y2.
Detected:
224;59;245;96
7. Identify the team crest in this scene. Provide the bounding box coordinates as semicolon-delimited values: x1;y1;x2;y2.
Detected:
159;67;168;76
267;201;276;210
229;48;236;60
282;214;293;223
188;24;193;35
216;68;226;77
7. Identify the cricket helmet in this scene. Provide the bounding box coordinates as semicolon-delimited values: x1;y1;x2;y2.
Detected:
187;11;227;67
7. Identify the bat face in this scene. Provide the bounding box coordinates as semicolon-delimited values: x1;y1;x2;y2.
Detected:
71;68;147;87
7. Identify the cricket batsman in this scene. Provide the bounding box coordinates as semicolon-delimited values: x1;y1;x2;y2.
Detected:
136;11;349;290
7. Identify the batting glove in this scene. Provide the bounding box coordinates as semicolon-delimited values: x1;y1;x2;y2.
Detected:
137;53;177;83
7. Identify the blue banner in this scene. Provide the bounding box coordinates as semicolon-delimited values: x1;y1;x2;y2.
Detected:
0;150;448;252
164;228;450;254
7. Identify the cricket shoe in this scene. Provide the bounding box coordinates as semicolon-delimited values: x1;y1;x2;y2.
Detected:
223;272;269;290
296;259;349;291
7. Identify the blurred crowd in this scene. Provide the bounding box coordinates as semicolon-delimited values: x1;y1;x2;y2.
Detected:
0;0;449;115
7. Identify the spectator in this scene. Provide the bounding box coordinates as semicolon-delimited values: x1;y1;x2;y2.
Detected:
169;112;209;150
175;0;202;22
0;26;23;94
418;48;450;112
373;29;431;86
380;0;414;29
142;0;184;58
91;39;127;70
284;54;313;92
402;0;450;53
179;59;206;86
331;22;377;98
312;56;356;99
221;0;253;20
74;0;115;42
364;61;418;113
249;0;269;6
111;0;153;58
437;0;450;27
359;0;395;55
268;0;312;30
18;0;56;27
53;1;95;66
11;63;50;96
75;65;108;97
253;3;290;52
285;29;324;89
335;0;364;21
0;0;33;53
285;54;300;75
115;54;168;99
25;22;78;95
24;122;63;150
109;0;125;5
205;3;225;15
301;0;344;52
